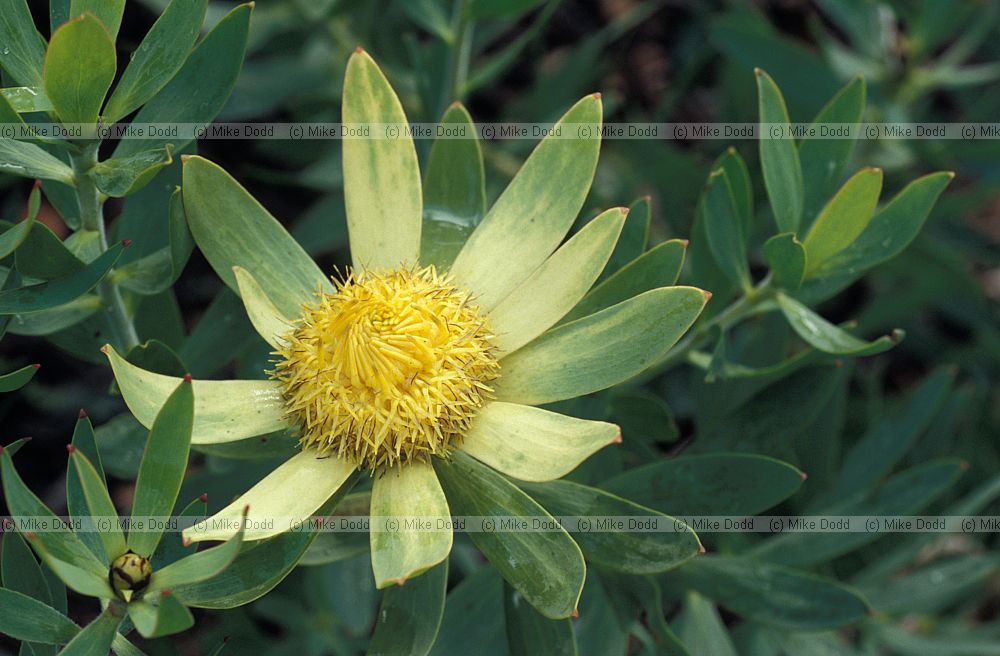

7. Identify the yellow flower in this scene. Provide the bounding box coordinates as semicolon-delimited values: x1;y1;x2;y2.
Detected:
105;50;707;604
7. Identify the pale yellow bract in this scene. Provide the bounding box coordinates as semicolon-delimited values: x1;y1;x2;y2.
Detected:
273;266;500;470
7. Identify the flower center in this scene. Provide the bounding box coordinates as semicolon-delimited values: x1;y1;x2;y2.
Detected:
273;266;500;471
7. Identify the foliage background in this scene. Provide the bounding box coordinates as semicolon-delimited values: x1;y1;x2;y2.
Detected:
1;0;998;654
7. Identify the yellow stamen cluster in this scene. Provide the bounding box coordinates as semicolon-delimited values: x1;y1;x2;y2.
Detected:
272;266;500;471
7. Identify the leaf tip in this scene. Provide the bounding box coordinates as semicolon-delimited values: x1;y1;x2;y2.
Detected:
679;238;689;248
182;535;192;547
66;444;76;453
611;427;622;444
199;493;208;503
571;607;580;618
32;179;42;189
799;470;808;481
702;290;713;301
180;154;191;163
353;45;365;54
393;577;407;586
620;206;630;217
183;373;193;383
100;344;110;354
698;544;707;555
31;363;41;369
160;588;172;598
78;408;87;418
23;436;33;443
753;67;763;76
945;170;956;179
121;239;132;247
590;92;601;100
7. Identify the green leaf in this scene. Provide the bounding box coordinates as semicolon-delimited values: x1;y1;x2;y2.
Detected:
799;171;954;302
599;196;651;283
128;592;193;638
801;167;882;275
0;0;47;86
713;148;753;237
103;0;208;121
0;362;39;392
435;451;586;619
522;480;701;575
799;76;866;226
128;378;193;557
2;530;52;605
0;139;75;183
609;390;679;445
90;145;174;198
14;221;84;280
147;515;244;594
66;414;109;561
69;449;126;564
0;241;124;314
598;570;688;655
776;292;902;355
562;239;687;324
6;295;101;336
25;534;116;598
496;287;707;405
0;85;54;112
0;588;79;644
450;94;602;311
490;208;626;355
368;560;447;656
673;556;869;630
428;567;506;656
113;3;251;157
113;188;193;295
1;446;108;577
370;462;451;588
469;0;546;18
103;343;288;444
342;49;421;270
818;368;953;506
763;233;806;291
69;0;124;38
182;155;329;318
460;402;618;483
702;168;751;291
232;265;289;348
603;453;805;516
756;68;803;232
674;591;737;656
421;102;486;268
59;606;122;655
753;459;965;566
43;13;115;124
862;554;1000;615
174;482;357;608
0;211;35;262
505;581;577;656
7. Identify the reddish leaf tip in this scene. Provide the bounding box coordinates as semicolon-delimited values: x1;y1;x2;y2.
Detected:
354;45;365;54
753;67;763;75
590;92;601;100
160;588;172;597
25;531;36;539
66;444;76;453
78;408;87;418
31;363;41;369
571;608;580;618
199;493;208;503
702;290;713;301
611;428;622;444
100;344;110;354
679;239;690;248
620;207;630;217
393;577;407;586
121;239;132;247
180;154;191;163
698;544;707;554
182;536;192;547
23;436;33;442
799;471;808;481
32;179;42;189
183;373;193;382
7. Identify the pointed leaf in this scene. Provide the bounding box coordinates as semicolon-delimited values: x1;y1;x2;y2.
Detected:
496;287;706;405
342;49;421;269
59;606;122;655
182;155;329;317
113;187;194;295
522;480;701;575
128;593;192;638
151;494;207;569
104;344;289;444
702;168;751;291
102;0;208;122
435;451;585;620
69;449;126;564
0;241;124;314
0;0;47;86
25;535;116;598
91;146;174;198
0;139;75;183
69;0;125;38
450;95;602;310
562;239;687;324
128;378;193;557
0;588;79;644
370;461;451;588
113;3;251;157
490;208;625;354
777;292;902;355
0;363;40;392
233;265;290;349
598;195;651;282
764;232;806;291
603;453;805;516
802;167;882;275
756;68;803;232
147;514;244;594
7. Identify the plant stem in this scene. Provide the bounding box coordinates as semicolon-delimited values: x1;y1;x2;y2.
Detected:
636;276;775;383
71;143;140;351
